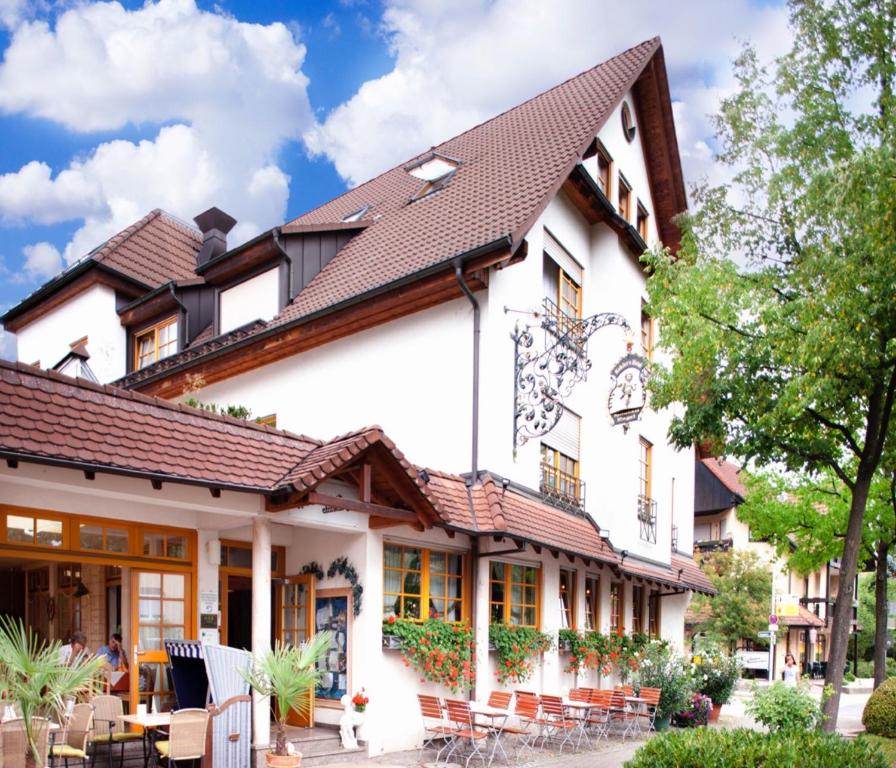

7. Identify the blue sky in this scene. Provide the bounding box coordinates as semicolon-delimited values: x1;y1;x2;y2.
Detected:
0;0;790;358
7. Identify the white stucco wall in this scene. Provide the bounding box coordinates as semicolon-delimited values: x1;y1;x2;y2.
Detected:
14;284;127;383
219;267;280;334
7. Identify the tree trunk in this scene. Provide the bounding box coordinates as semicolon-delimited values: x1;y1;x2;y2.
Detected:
873;539;890;689
822;474;872;732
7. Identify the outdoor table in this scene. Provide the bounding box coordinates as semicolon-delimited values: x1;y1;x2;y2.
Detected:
561;698;593;750
469;701;511;765
119;711;171;768
623;696;646;738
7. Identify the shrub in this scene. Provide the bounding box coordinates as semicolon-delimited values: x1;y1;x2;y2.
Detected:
692;647;740;704
637;642;693;720
558;628;651;677
863;677;896;737
672;692;712;728
624;728;889;768
746;682;823;731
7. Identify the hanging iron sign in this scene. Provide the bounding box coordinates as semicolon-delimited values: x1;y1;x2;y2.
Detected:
607;352;649;428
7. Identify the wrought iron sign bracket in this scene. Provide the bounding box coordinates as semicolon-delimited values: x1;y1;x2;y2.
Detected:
510;306;647;454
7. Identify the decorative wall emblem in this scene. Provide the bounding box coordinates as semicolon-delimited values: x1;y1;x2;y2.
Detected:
608;353;649;429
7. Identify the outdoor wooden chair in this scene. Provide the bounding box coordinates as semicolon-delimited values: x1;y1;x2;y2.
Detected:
608;689;639;738
51;702;94;767
635;686;661;734
537;695;577;753
2;717;51;768
153;708;210;767
89;694;144;768
417;694;455;763
474;690;512;728
586;689;613;740
444;699;491;768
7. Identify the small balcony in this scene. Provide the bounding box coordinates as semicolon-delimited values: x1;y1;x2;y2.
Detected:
693;537;734;554
540;462;586;514
638;495;657;543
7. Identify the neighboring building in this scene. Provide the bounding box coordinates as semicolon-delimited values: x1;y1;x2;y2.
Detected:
1;38;713;756
690;456;843;680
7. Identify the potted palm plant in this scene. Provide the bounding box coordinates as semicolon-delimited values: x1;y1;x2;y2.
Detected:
0;617;104;768
240;632;332;767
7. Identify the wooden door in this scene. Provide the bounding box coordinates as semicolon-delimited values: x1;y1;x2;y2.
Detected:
131;569;192;714
277;574;315;727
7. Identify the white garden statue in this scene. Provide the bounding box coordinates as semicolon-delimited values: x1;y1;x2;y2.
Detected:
339;694;365;749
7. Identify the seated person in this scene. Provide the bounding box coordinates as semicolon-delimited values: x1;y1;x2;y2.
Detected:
96;632;128;670
59;631;89;665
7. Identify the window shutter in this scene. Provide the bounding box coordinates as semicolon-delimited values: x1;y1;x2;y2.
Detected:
545;408;581;460
544;229;583;285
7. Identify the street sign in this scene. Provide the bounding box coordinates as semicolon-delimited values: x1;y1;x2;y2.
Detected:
768;623;778;634
758;630;772;638
769;613;778;625
776;594;800;617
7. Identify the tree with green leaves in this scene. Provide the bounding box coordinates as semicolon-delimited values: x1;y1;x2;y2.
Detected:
740;465;896;688
690;549;772;652
644;0;896;729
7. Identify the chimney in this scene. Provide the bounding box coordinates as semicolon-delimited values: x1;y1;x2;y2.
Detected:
193;207;237;266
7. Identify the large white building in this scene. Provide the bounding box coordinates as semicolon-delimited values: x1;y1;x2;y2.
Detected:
0;37;712;758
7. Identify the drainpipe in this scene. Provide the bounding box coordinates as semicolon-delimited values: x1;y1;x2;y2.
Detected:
454;261;480;482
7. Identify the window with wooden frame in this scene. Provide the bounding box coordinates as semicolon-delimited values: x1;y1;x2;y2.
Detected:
585;575;600;631
648;590;661;638
383;543;465;622
5;511;64;548
636;201;649;241
618;173;632;221
640;302;654;361
77;522;129;554
543;231;583;339
639;438;652;501
596;143;612;198
134;317;178;370
490;561;540;628
142;529;189;561
609;581;623;633
559;569;576;629
541;443;582;507
631;585;644;635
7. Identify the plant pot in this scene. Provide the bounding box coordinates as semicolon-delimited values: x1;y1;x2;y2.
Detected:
265;752;301;767
708;703;722;723
382;634;402;650
653;714;671;731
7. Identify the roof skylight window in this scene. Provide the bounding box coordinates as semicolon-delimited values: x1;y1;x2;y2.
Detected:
408;155;459;181
341;205;369;223
405;152;461;202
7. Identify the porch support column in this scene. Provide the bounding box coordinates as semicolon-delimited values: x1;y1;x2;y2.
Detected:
252;515;272;750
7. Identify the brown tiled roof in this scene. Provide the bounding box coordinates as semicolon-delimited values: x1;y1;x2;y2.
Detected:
89;209;201;288
684;602;713;626
0;362;438;515
0;360;316;490
780;605;825;628
274;38;660;327
114;39;671;391
700;458;747;499
281;425;444;519
427;470;619;566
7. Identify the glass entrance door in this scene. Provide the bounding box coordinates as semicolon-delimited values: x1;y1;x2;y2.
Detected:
277;574;315;727
131;570;192;713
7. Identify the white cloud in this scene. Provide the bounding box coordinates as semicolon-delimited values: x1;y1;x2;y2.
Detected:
0;0;312;263
22;241;62;281
0;0;31;30
306;0;792;190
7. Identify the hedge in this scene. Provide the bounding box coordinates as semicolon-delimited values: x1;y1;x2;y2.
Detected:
863;677;896;738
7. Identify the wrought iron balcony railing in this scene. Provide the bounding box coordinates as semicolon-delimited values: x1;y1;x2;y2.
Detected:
540;462;586;514
541;297;586;353
638;495;657;543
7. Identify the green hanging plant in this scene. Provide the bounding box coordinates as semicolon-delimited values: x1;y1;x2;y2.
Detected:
489;624;554;684
298;557;363;616
383;617;475;692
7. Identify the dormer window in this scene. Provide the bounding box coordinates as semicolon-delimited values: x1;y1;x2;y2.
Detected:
406;153;460;201
134;317;177;370
219;267;280;334
341;205;369;223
